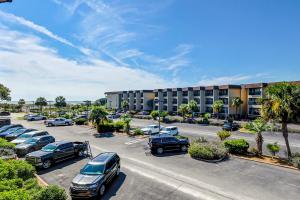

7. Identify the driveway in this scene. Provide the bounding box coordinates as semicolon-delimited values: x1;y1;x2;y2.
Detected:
13;117;300;200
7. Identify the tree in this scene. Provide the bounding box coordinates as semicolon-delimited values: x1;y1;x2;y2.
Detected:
231;97;243;117
212;100;224;119
121;114;132;134
121;100;129;111
18;99;26;111
178;104;189;120
261;82;300;158
188;100;198;118
89;106;108;132
0;83;11;101
54;96;67;109
35;97;47;112
247;118;268;156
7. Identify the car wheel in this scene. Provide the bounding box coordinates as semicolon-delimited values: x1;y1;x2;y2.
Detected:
42;160;52;169
157;147;164;154
181;145;188;152
48;123;53;127
99;184;105;196
65;122;70;126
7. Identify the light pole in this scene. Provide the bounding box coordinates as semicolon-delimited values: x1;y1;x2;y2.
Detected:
155;99;164;131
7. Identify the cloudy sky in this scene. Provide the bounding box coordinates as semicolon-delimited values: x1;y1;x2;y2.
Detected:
0;0;300;101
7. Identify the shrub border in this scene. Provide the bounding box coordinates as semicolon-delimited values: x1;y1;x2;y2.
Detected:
190;154;229;163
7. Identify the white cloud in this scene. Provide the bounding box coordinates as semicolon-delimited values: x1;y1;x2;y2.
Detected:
0;27;170;100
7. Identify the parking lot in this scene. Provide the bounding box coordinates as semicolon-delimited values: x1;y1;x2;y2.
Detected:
13;116;300;200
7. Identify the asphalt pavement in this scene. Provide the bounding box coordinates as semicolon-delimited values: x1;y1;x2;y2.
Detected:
12;116;300;200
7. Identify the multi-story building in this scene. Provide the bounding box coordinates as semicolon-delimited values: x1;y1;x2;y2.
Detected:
104;80;299;117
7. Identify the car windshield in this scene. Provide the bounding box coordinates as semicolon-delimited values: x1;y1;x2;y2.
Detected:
24;138;38;144
19;133;33;138
80;164;105;175
42;144;57;152
14;129;26;134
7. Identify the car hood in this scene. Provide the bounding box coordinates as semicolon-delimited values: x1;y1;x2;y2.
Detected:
72;174;104;185
16;143;34;149
141;128;150;132
27;150;51;157
159;130;170;134
11;138;27;144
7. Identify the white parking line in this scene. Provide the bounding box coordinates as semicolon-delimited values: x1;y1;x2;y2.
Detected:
125;138;145;145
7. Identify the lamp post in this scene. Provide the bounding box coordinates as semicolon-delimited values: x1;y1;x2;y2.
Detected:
155;99;164;130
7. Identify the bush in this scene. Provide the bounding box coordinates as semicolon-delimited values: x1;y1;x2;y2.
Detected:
192;137;207;143
266;142;280;157
224;139;249;154
175;135;188;140
150;111;159;120
217;130;231;141
133;128;144;136
114;121;124;132
0;189;31;200
97;122;115;133
34;185;67;200
0;159;35;180
291;154;300;169
0;138;15;149
188;141;227;160
74;118;87;125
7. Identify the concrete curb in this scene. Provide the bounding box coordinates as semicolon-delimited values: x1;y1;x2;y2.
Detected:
34;173;49;187
231;154;299;171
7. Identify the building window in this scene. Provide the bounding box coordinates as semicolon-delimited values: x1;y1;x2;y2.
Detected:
249;88;262;96
141;93;144;97
248;98;260;105
155;106;158;110
249;108;261;115
219;98;228;105
182;91;188;96
205;90;213;96
155;92;158;97
219;89;228;96
134;99;136;103
141;99;143;103
220;107;228;114
194;98;200;104
172;91;177;97
141;105;143;110
172;99;177;104
163;99;167;104
205;107;213;113
172;106;177;112
163;92;167;97
133;105;136;110
193;90;200;96
182;98;188;104
205;98;213;105
163;106;168;111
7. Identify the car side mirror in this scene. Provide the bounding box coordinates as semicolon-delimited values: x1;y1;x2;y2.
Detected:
105;169;111;174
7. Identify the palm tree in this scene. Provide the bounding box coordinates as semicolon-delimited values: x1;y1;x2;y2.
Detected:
121;100;129;112
0;83;11;101
248;118;268;156
231;97;243;118
212;100;224;120
89;106;108;132
35;97;47;112
261;82;300;157
188;100;198;119
178;104;189;120
121;114;132;134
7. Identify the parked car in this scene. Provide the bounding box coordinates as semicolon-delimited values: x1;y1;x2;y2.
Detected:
25;141;88;169
27;114;47;121
70;152;120;199
11;130;49;145
0;111;10;116
160;126;179;136
141;125;162;135
73;114;88;120
0;124;23;133
44;118;73;126
222;121;239;131
148;134;189;154
0;126;24;138
5;128;37;141
15;135;55;157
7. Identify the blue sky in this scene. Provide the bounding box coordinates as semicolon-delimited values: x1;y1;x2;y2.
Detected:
0;0;300;100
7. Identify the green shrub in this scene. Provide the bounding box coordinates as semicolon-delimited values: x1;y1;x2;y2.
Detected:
175;135;188;140
192;137;207;143
217;130;231;141
133;128;144;136
188;141;227;160
224;139;249;154
150;110;159;120
114;121;124;132
0;159;35;180
291;155;300;169
97;122;115;133
74;118;87;125
0;138;15;149
0;178;23;192
266;142;280;157
0;189;31;200
34;185;67;200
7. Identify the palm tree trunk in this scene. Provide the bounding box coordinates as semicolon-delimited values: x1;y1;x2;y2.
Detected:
282;122;292;158
256;132;263;156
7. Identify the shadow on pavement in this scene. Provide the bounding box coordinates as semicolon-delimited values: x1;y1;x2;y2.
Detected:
101;172;127;200
37;157;88;175
152;151;188;157
93;132;115;138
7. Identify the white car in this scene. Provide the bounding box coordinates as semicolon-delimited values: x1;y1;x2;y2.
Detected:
27;115;46;121
160;126;179;136
141;125;162;135
44;118;73;126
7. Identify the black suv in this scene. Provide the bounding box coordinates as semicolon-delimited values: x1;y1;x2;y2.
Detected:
149;134;189;154
70;152;120;199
